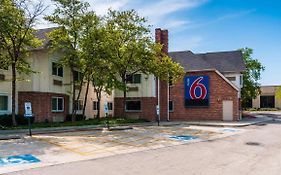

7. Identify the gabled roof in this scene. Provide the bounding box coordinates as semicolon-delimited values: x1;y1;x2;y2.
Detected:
32;27;57;50
169;50;246;73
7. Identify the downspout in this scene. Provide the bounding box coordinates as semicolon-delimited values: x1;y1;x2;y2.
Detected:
167;78;170;121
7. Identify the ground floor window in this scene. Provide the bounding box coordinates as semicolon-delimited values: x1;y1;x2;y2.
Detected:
93;101;100;111
108;102;113;110
75;100;83;110
126;100;141;111
0;95;8;111
260;96;275;108
169;101;174;112
52;97;64;112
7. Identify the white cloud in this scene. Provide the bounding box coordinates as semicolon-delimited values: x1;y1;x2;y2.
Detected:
170;36;203;51
90;0;130;16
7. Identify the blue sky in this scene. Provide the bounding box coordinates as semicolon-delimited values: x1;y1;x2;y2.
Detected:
39;0;281;85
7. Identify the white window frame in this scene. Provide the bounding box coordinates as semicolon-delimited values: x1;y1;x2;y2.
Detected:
52;62;63;77
51;97;64;112
0;95;9;112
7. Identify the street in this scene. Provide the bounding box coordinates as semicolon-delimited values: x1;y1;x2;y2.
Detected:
3;120;281;175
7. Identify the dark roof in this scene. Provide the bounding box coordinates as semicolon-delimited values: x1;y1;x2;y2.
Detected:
32;27;57;50
169;50;246;73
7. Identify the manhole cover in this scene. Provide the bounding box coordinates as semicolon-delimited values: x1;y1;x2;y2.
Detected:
246;142;261;146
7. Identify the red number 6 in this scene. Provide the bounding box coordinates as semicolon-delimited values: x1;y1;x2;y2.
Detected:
189;77;207;100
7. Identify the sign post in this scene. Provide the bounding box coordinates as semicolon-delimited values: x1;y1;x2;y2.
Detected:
104;102;109;130
156;105;160;126
24;102;33;136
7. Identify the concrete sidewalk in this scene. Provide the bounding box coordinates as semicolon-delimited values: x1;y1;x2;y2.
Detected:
0;116;272;140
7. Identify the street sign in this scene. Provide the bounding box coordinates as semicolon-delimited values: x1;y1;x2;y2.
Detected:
24;102;33;117
0;154;40;167
104;103;109;115
156;105;160;116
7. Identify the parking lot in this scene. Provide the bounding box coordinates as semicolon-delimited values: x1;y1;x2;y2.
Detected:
0;125;245;174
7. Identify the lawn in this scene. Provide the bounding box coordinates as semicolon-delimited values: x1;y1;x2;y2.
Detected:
0;118;149;130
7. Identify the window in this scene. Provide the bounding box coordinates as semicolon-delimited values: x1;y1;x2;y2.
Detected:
169;101;174;112
75;100;83;110
126;100;141;111
0;96;8;111
126;74;141;84
52;62;63;77
74;71;83;81
108;102;113;110
226;76;236;81
240;75;243;85
93;101;100;111
260;96;275;108
51;97;64;112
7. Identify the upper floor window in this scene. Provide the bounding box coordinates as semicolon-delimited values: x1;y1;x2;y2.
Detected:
126;74;141;84
0;95;8;111
52;62;63;77
51;97;64;112
226;76;236;81
74;71;83;81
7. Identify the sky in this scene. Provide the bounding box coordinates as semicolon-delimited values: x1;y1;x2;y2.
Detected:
37;0;281;86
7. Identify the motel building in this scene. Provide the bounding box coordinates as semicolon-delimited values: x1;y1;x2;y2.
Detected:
0;28;114;122
114;28;246;121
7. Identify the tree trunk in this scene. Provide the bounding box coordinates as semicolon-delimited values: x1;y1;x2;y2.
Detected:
96;90;101;119
71;68;76;122
11;62;17;126
122;75;127;118
82;77;90;118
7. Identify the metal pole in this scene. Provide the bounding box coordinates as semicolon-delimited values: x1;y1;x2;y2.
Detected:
28;117;32;137
157;77;160;126
106;113;110;130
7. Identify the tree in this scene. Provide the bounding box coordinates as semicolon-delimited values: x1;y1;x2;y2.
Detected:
80;14;115;119
0;0;45;126
276;86;281;100
240;48;265;108
104;10;185;117
44;0;90;121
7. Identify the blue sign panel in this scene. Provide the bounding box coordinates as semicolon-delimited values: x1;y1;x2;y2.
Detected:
0;154;40;167
184;76;209;107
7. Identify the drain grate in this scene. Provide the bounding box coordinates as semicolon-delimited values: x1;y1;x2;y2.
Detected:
246;142;261;146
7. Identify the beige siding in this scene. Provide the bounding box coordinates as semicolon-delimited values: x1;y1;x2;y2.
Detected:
114;74;156;98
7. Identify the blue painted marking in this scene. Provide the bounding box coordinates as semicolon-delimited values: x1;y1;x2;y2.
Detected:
169;135;198;141
0;154;40;167
221;128;238;132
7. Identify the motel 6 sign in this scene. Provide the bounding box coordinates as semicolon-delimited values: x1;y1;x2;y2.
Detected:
184;76;209;107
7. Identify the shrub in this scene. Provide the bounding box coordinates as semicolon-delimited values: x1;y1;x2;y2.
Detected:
65;114;86;122
0;114;35;127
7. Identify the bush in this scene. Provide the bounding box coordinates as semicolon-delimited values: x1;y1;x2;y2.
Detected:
0;114;35;127
65;114;86;122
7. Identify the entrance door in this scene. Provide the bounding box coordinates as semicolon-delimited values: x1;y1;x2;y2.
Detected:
223;100;233;121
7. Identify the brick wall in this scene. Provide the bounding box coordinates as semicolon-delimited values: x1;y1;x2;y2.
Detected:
114;97;157;121
18;91;69;122
169;71;239;121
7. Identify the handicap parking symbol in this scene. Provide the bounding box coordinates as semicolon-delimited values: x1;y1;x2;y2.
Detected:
0;154;40;167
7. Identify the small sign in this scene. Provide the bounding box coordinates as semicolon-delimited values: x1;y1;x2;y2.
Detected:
0;154;40;167
156;105;160;116
24;102;33;117
104;103;109;114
